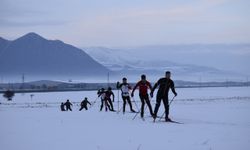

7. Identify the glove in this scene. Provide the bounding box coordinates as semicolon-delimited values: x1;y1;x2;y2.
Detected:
174;93;178;97
131;93;134;97
150;92;153;98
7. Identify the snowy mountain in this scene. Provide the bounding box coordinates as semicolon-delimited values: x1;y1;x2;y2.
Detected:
84;47;238;81
0;33;110;79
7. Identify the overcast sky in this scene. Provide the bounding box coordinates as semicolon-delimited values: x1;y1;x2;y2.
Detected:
0;0;250;47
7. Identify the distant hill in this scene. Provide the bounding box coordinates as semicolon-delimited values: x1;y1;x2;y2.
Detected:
0;33;110;78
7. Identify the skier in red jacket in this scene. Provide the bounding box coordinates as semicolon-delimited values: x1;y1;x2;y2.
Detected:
131;74;154;118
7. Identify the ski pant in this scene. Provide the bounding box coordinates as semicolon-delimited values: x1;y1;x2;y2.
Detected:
100;99;111;111
122;96;134;112
154;94;169;119
79;105;88;111
139;94;154;118
66;106;72;111
106;98;114;111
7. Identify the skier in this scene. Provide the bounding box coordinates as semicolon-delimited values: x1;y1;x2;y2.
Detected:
60;102;66;111
117;77;136;113
64;99;73;111
131;74;154;118
104;87;115;111
98;88;109;111
79;97;91;111
150;71;177;122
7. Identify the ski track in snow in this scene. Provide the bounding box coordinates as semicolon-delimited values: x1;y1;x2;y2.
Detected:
0;87;250;150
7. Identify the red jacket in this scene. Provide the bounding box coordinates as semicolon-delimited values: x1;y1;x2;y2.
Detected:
133;80;152;96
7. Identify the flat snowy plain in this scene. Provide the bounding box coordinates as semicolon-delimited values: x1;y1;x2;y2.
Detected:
1;87;250;150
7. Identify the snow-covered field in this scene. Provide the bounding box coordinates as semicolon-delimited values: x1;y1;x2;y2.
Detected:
1;87;250;150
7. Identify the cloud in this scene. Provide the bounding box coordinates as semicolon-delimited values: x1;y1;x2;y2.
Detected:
0;18;70;27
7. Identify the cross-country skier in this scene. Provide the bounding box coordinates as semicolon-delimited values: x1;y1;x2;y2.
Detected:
79;97;91;111
117;77;136;113
131;74;154;118
150;71;177;122
104;87;115;111
98;88;109;111
64;99;73;111
60;102;66;111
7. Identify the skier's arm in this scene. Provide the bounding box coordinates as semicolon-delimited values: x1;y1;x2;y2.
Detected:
87;100;91;105
131;82;139;97
151;80;159;94
111;92;115;102
147;81;153;91
171;81;177;96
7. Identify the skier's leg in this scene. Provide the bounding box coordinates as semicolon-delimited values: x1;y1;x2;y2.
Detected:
108;98;114;110
122;96;126;113
154;95;162;117
127;97;135;112
85;106;88;110
105;100;108;111
100;99;104;111
163;96;170;121
79;106;83;111
139;95;145;118
145;94;154;116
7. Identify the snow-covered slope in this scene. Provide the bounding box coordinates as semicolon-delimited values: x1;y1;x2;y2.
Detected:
0;87;250;150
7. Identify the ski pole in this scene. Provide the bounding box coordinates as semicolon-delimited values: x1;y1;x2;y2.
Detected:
158;96;176;121
132;102;148;120
131;96;140;111
90;96;99;108
117;89;120;114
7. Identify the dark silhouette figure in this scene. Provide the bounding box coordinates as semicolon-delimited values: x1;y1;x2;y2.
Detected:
64;99;73;111
117;77;136;113
3;90;15;101
79;97;91;111
150;71;177;121
60;102;66;111
104;87;115;111
131;74;154;118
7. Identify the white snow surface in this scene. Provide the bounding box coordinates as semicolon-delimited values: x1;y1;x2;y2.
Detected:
0;87;250;150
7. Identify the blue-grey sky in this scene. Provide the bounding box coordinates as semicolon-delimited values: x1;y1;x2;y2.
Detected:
0;0;250;47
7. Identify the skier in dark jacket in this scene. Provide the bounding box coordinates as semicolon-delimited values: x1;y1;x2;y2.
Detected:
104;87;115;111
117;77;136;113
60;102;66;111
131;74;154;118
150;71;177;122
79;97;91;111
64;99;73;111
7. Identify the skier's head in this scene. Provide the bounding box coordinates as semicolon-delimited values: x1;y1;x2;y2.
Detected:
84;97;88;100
122;77;127;83
67;99;69;102
141;74;146;81
165;71;171;79
61;102;64;105
101;88;105;91
108;87;112;91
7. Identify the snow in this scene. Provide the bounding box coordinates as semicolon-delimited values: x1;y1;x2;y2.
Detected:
1;87;250;150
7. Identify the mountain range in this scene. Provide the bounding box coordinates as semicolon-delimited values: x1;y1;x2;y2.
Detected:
0;33;109;80
84;47;244;81
0;33;247;82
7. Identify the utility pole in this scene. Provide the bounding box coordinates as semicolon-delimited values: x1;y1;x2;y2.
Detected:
247;76;249;87
107;72;110;87
21;74;25;89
